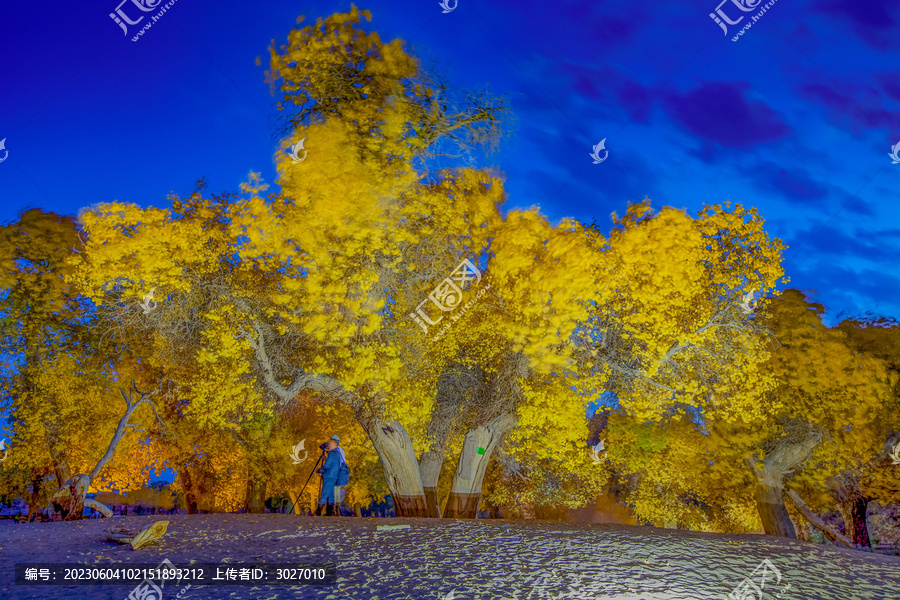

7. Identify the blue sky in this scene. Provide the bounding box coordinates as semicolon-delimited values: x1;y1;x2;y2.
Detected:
2;0;899;325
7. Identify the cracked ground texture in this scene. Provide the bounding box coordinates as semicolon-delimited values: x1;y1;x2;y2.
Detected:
1;515;897;599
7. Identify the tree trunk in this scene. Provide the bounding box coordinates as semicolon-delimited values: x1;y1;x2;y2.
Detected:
51;459;72;490
43;403;73;486
839;496;870;547
355;505;363;517
418;367;472;519
422;485;442;518
746;428;821;539
286;489;304;515
47;474;90;521
308;483;319;514
753;478;796;538
831;471;871;548
419;452;444;518
244;478;267;514
28;474;45;520
45;429;72;487
359;417;428;517
178;467;199;514
445;413;516;518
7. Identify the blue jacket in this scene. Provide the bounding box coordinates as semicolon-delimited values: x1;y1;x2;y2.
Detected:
319;447;344;484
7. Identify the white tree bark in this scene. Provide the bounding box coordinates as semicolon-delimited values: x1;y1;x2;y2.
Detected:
445;412;516;518
361;417;428;516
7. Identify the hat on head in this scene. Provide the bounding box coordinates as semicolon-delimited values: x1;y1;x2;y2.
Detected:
330;435;340;443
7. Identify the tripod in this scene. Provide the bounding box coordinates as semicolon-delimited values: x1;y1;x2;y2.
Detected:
298;448;327;515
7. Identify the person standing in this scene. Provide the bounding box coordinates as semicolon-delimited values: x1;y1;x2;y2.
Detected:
332;436;349;515
316;435;349;516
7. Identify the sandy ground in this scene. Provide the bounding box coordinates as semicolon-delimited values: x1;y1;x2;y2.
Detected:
1;514;898;600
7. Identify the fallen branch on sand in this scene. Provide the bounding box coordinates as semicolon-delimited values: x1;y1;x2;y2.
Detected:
85;499;113;518
105;520;169;550
786;489;852;549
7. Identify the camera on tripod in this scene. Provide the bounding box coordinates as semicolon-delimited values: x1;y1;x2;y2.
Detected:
319;442;329;450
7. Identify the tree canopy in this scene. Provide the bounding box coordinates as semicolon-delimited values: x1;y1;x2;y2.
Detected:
1;9;896;545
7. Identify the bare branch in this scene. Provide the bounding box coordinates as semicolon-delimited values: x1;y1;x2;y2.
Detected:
604;360;681;395
249;321;355;405
119;386;132;409
90;374;169;482
786;489;853;548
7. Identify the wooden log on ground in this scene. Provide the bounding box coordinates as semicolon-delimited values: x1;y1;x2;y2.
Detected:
105;525;134;544
84;499;113;518
104;520;169;550
786;490;852;549
129;520;169;550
